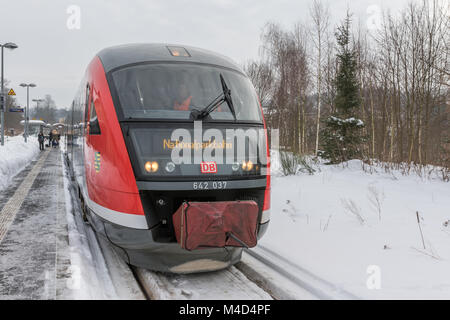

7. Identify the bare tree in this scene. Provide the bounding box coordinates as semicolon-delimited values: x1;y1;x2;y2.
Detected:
245;0;449;169
373;0;449;167
310;0;330;155
243;60;274;108
258;22;311;153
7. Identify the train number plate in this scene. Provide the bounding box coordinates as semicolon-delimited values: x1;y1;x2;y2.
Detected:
200;161;217;173
192;181;227;190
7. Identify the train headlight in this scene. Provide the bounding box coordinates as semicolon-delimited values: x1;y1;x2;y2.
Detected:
145;161;159;173
165;161;176;173
242;160;254;171
232;162;240;171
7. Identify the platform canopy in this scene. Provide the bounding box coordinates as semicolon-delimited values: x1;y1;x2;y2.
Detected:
19;120;46;126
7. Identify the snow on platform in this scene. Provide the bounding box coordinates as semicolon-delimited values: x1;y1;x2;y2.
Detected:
0;149;72;299
0;144;143;300
0;136;40;192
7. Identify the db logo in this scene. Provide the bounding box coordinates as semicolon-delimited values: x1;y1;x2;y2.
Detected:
201;161;217;173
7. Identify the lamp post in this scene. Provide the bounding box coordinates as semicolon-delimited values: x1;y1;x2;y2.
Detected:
20;83;36;143
32;98;44;120
1;42;18;146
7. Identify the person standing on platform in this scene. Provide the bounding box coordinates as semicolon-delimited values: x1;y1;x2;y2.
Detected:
38;132;45;151
48;131;53;148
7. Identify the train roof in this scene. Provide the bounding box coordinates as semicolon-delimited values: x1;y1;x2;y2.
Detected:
97;43;244;74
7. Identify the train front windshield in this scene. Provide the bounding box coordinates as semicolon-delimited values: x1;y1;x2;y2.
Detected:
111;63;263;122
111;62;267;179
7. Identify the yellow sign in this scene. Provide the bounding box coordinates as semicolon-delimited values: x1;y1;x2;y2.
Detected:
163;139;232;150
7;89;16;96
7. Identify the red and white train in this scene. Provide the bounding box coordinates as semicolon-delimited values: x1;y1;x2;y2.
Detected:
65;44;270;273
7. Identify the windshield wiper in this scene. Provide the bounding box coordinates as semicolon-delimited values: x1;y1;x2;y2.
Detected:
190;74;237;121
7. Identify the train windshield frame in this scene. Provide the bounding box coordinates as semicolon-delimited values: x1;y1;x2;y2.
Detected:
109;62;263;123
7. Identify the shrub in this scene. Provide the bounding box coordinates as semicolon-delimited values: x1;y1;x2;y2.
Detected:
279;151;316;176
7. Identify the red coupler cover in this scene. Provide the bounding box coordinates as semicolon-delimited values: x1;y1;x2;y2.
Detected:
172;201;259;250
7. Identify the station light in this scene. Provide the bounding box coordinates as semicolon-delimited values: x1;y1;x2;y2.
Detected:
3;43;18;50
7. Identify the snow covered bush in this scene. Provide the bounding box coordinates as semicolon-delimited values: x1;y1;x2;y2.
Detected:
319;115;366;164
279;151;299;176
279;151;316;176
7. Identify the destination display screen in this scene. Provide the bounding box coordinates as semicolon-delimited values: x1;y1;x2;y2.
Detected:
128;125;267;178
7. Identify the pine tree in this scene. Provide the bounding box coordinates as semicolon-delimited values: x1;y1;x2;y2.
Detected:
319;12;365;164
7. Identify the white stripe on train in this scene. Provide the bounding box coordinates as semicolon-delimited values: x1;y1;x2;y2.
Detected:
86;195;271;230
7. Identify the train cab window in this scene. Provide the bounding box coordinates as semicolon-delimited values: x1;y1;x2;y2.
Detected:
89;101;101;135
111;63;263;122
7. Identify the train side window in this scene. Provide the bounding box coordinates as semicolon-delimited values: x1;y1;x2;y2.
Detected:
89;101;101;135
84;84;90;126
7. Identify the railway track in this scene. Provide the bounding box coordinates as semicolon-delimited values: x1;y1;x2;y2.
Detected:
237;245;359;300
128;244;360;300
131;264;272;300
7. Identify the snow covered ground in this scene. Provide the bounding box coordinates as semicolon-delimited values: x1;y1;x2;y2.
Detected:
261;152;450;299
0;136;39;192
56;139;450;299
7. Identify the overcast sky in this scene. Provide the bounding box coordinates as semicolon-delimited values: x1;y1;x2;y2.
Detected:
1;0;417;109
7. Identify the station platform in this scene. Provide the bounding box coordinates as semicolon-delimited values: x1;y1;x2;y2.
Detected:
0;148;72;299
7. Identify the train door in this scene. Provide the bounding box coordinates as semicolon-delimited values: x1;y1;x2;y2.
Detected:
84;84;102;203
80;84;90;195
